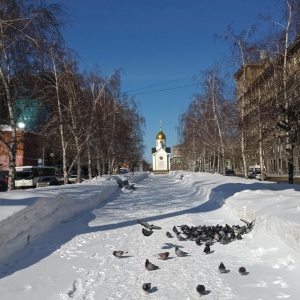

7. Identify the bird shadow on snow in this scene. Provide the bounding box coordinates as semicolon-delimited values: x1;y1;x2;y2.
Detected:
150;286;158;293
203;290;211;296
0;178;298;278
164;256;175;260
161;243;176;249
117;255;133;259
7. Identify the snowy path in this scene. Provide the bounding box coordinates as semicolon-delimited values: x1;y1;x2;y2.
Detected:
0;172;299;299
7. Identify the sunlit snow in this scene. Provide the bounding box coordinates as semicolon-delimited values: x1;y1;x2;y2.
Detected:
0;171;300;300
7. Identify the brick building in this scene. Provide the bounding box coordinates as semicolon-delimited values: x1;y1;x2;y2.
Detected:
0;128;47;170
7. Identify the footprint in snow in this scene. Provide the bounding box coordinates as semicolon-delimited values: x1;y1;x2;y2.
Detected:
273;276;289;288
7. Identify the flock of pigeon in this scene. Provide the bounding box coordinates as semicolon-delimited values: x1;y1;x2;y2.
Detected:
113;218;255;297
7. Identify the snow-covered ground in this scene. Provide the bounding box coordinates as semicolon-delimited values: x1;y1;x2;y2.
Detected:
0;171;300;299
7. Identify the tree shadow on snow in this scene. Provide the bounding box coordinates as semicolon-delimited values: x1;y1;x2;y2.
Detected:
0;177;299;278
79;179;297;233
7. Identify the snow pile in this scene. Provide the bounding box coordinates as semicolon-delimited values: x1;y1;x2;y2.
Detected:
0;173;148;263
225;186;300;251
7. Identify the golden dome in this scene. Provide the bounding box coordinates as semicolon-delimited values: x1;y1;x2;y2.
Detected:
156;130;166;140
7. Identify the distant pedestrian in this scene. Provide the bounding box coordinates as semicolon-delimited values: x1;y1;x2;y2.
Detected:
94;170;98;179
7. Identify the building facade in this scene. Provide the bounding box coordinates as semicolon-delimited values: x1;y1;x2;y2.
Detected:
152;126;171;174
0;128;51;170
234;36;300;177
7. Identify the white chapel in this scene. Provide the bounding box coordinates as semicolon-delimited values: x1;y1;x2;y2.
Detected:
152;124;171;174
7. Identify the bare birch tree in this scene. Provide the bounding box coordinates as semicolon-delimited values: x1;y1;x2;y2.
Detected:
36;48;83;184
260;0;300;183
177;66;237;174
0;0;64;190
221;25;258;178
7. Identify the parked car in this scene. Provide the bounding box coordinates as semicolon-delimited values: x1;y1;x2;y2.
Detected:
36;177;59;188
248;171;259;179
248;170;268;180
68;174;78;184
225;170;236;176
0;180;8;192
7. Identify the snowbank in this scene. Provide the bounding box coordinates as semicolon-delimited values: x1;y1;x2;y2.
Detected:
213;179;300;252
0;172;149;263
171;171;300;252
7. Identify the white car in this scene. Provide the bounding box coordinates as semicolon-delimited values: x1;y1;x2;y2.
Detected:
68;175;78;184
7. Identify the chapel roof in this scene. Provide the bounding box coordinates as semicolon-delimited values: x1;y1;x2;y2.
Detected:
156;129;166;140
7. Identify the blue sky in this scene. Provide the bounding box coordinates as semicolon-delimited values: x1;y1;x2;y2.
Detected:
59;0;277;163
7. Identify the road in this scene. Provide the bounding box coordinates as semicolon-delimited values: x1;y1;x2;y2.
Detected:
236;174;300;184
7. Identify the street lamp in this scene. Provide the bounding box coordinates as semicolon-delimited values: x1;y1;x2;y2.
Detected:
50;152;54;166
17;122;25;129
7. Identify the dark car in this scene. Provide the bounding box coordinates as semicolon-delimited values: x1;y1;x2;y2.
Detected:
0;180;8;192
225;170;236;176
36;177;59;188
249;171;259;179
248;170;268;180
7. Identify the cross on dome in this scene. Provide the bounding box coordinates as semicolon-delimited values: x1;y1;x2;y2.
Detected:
156;121;166;140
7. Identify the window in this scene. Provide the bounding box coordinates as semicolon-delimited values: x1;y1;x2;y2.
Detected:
293;56;297;65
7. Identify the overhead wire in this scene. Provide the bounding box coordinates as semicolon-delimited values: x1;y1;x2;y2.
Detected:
128;83;199;96
125;75;197;93
125;74;199;96
124;63;234;96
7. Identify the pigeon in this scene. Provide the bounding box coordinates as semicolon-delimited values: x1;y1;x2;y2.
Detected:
137;219;162;230
142;283;151;294
218;262;226;274
178;224;191;233
166;231;173;238
203;244;210;254
236;232;243;240
175;245;188;257
155;252;170;260
176;233;187;241
220;237;230;245
195;238;202;246
238;266;246;275
196;284;205;296
113;251;128;258
145;259;160;271
240;219;255;230
142;228;153;237
172;225;180;235
137;219;150;228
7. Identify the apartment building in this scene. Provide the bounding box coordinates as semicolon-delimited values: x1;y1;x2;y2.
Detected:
234;36;300;177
